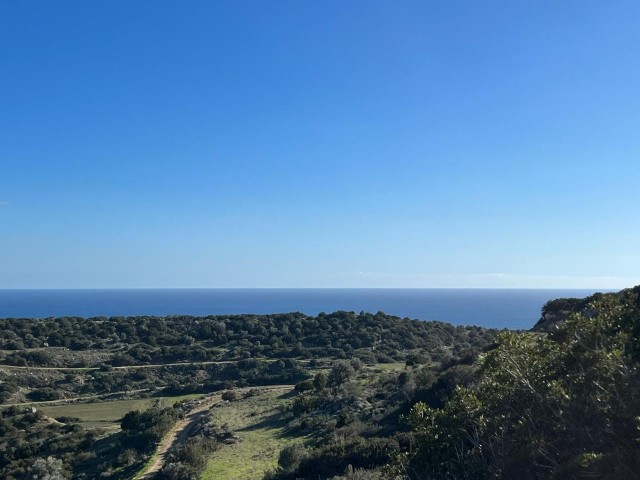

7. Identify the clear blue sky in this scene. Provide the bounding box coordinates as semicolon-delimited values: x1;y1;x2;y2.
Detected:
1;1;639;289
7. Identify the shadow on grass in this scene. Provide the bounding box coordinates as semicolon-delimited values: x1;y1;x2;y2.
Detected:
238;408;291;435
234;391;301;440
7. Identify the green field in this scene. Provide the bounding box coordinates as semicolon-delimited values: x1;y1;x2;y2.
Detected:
201;387;301;480
38;394;204;428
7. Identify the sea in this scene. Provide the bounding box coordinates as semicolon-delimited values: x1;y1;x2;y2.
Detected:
0;288;608;330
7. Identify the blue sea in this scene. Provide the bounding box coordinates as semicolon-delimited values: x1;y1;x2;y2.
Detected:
0;288;607;330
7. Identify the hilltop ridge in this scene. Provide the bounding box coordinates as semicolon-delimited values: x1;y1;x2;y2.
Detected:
532;285;640;332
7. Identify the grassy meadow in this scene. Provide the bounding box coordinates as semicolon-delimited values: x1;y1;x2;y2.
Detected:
201;387;301;480
38;393;204;429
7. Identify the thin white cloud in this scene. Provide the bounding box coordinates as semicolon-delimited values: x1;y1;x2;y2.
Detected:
0;200;8;207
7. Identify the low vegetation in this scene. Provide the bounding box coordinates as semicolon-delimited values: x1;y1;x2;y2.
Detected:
200;387;297;480
1;288;638;479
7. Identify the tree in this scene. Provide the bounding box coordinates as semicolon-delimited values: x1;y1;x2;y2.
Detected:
313;372;328;391
328;361;356;387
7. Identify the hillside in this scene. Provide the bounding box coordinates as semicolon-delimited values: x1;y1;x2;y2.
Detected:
2;288;639;479
404;285;640;479
0;311;497;479
532;286;639;332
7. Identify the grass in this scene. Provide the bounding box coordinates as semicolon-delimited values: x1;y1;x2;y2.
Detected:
38;393;204;428
371;362;407;371
201;387;302;480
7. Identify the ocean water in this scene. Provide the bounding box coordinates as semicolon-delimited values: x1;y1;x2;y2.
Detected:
0;288;606;329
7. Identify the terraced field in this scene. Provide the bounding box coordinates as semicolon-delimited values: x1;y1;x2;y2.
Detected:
37;393;204;429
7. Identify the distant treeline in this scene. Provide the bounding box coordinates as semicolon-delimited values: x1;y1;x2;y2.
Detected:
0;311;498;366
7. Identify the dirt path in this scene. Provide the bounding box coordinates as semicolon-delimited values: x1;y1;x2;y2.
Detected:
136;385;294;479
0;360;239;371
0;388;151;408
137;394;223;479
0;358;320;372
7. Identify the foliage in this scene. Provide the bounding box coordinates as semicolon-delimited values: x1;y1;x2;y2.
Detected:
269;357;437;480
0;311;498;367
158;435;219;480
121;406;183;452
0;311;496;406
26;456;68;480
330;465;387;479
405;286;640;479
275;436;401;479
0;408;97;480
328;361;356;387
278;444;307;472
0;403;188;479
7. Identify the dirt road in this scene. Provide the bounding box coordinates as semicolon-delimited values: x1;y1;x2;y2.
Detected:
136;385;294;479
137;394;223;479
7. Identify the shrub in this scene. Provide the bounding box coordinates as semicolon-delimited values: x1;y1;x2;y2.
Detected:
278;444;307;472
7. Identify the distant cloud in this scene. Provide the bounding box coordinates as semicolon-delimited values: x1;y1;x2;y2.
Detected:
0;201;8;207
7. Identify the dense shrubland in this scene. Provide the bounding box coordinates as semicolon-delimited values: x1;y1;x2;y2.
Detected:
4;287;637;479
0;398;244;479
0;403;187;479
0;311;497;366
401;286;640;479
0;359;310;405
0;311;497;406
0;407;96;479
260;287;640;479
0;311;496;479
267;350;484;479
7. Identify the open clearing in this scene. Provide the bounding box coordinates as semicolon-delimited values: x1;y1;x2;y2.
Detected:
370;362;407;371
38;393;204;428
201;386;300;480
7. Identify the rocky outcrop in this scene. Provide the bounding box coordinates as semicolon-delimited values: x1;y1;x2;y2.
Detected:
531;286;639;332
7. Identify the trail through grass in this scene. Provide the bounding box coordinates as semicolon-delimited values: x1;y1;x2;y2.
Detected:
201;386;301;480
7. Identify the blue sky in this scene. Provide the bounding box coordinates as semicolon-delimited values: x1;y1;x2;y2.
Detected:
1;1;639;289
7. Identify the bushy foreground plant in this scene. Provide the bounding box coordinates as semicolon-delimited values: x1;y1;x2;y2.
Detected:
404;287;640;479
